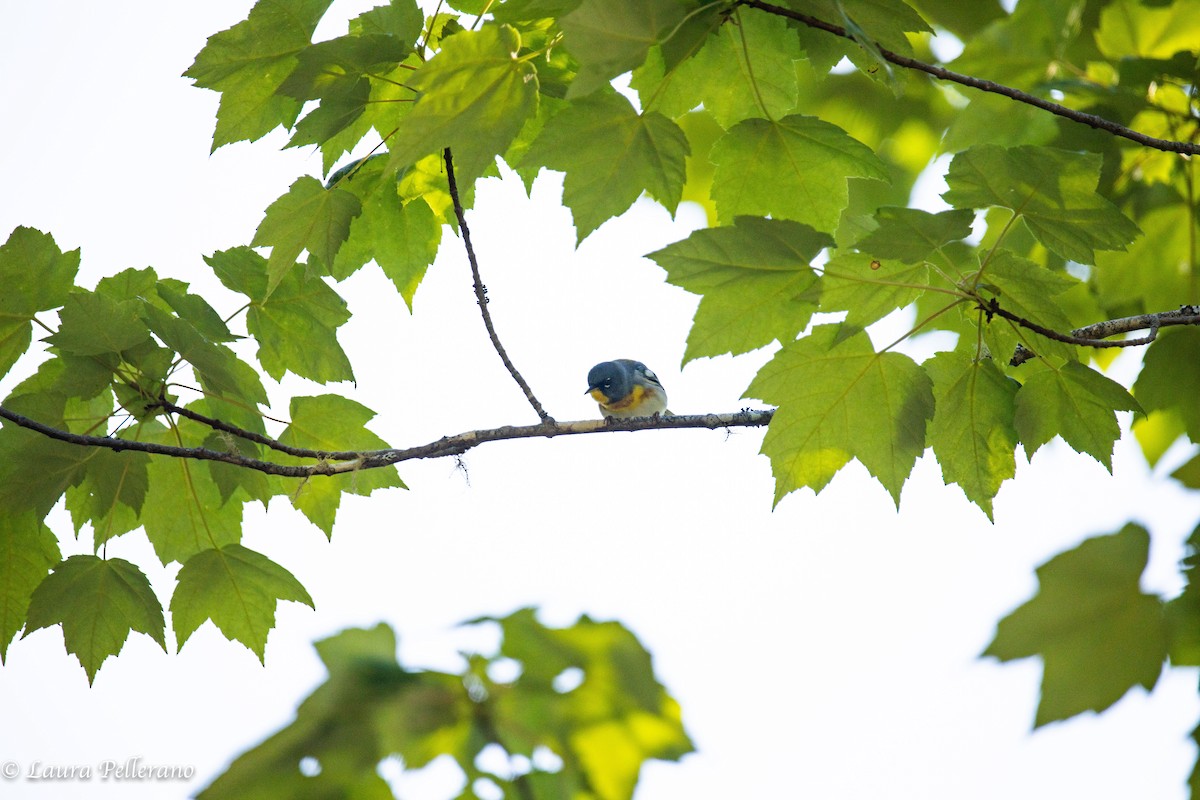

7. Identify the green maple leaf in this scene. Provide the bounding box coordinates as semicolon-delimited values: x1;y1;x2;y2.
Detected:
711;115;889;233
0;227;79;380
352;0;424;39
523;92;688;241
1094;207;1198;312
0;420;94;521
632;10;801;128
924;351;1018;518
330;165;442;307
279;33;411;101
855;207;975;263
135;421;245;565
387;25;538;185
1014;361;1142;469
205;247;353;383
1133;328;1200;442
140;303;269;407
818;254;931;332
63;450;150;546
251;176;362;294
984;525;1167;726
745;325;934;506
45;291;153;357
154;279;237;343
278;395;405;535
172;544;314;661
0;511;61;662
184;0;336;149
24;555;166;685
647;217;831;363
559;0;688;97
942;145;1141;263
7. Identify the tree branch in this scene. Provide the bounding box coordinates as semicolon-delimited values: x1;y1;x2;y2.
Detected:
0;406;773;477
740;0;1200;156
155;396;345;459
996;304;1200;365
443;148;553;422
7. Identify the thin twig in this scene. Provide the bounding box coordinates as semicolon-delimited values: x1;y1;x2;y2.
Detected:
0;407;773;477
998;304;1200;365
739;0;1200;156
155;396;346;460
443;147;553;422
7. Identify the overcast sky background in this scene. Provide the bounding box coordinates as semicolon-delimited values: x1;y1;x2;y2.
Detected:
2;2;1200;799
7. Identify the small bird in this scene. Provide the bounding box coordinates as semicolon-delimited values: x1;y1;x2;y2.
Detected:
586;359;670;419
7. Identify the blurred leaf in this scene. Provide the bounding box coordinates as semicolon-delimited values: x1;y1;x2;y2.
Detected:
712;114;889;233
1096;0;1200;59
1094;207;1197;312
1133;328;1200;442
197;624;424;800
203;609;690;800
1167;523;1200;665
984;525;1167;727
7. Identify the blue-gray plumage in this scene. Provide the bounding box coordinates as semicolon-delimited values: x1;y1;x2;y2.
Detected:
586;359;669;419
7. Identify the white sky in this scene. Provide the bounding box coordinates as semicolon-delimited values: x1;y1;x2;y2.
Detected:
1;2;1199;799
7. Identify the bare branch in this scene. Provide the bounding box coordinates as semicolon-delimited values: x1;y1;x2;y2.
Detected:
740;0;1200;156
999;304;1200;365
0;406;773;477
443;147;553;422
0;405;327;477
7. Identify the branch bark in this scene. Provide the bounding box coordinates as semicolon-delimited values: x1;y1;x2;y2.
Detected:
444;148;553;422
0;406;773;478
998;304;1200;365
740;0;1200;156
